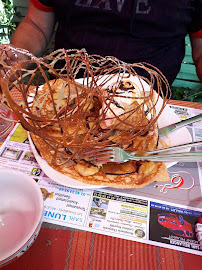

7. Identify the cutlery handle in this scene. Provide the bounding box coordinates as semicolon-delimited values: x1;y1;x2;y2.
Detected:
133;151;202;162
159;113;202;136
175;113;202;129
148;140;202;154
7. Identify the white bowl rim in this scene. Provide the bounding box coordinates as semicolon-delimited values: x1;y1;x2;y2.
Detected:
0;168;44;262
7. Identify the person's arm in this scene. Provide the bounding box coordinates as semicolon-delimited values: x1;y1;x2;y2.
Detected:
0;1;55;92
190;37;202;82
11;1;55;57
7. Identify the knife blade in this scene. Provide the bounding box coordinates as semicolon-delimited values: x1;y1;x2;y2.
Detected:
159;113;202;136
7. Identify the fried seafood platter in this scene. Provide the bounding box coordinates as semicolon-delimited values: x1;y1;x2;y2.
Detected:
0;46;171;188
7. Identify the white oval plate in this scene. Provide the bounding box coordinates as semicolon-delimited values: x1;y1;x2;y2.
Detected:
28;75;192;189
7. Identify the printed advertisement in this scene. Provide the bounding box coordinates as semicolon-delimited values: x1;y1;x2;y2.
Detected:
40;177;92;227
149;202;201;251
87;191;148;239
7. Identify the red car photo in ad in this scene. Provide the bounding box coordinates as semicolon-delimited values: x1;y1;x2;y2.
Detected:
149;202;202;251
158;213;194;238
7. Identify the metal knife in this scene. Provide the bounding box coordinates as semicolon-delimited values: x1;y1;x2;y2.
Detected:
159;113;202;136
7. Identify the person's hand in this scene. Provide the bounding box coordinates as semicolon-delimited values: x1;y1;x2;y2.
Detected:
0;44;29;92
195;55;202;82
0;44;29;69
190;37;202;82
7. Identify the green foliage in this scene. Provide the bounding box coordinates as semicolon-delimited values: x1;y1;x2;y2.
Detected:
0;0;16;29
0;0;22;43
172;85;202;103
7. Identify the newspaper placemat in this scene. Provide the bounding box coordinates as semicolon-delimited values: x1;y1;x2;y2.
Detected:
0;105;202;255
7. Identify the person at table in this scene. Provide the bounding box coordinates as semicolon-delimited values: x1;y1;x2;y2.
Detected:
2;0;202;85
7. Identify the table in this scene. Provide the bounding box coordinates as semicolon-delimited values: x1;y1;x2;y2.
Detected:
1;98;202;270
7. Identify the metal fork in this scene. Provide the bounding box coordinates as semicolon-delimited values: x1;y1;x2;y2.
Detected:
83;142;202;163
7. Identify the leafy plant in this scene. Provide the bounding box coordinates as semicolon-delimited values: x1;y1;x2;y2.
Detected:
171;85;202;103
0;0;22;43
0;0;16;29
